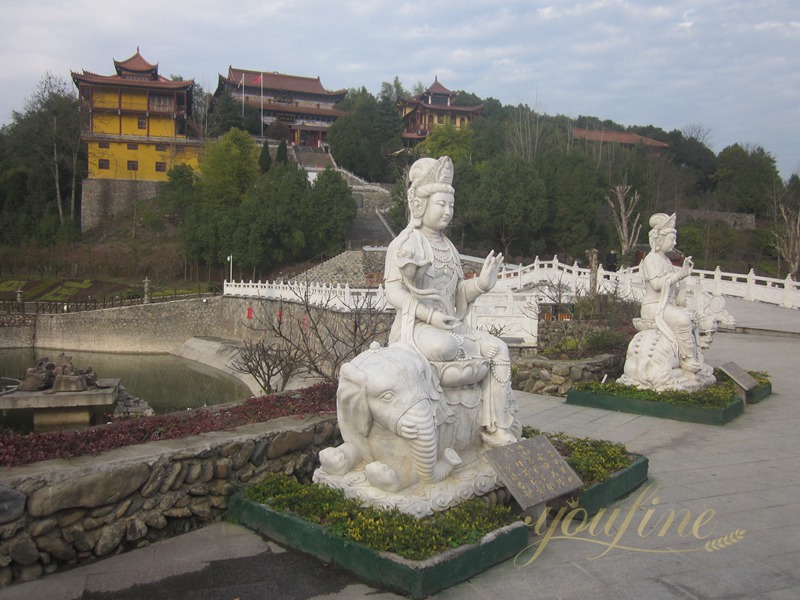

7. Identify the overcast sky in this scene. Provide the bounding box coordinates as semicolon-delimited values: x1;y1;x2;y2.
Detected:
2;0;798;179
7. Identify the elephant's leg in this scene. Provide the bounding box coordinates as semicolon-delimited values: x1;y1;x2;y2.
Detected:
319;443;361;476
365;461;417;492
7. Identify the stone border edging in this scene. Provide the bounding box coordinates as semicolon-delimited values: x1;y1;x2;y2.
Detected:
565;389;745;425
0;414;340;588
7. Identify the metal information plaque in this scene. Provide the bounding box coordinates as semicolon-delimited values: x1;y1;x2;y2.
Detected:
720;361;759;392
485;435;583;510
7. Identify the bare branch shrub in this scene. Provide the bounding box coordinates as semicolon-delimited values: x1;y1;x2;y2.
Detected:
773;199;800;280
605;175;643;262
229;339;302;394
240;284;391;387
526;276;637;358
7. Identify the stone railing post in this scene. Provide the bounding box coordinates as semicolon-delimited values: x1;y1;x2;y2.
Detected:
746;269;756;301
784;275;795;309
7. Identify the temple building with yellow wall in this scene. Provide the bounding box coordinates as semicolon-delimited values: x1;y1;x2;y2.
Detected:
397;77;483;147
72;50;201;181
72;50;202;231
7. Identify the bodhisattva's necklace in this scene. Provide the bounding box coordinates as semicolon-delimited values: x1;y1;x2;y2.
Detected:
425;232;454;273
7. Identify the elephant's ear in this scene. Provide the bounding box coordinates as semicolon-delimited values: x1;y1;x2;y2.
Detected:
338;363;372;437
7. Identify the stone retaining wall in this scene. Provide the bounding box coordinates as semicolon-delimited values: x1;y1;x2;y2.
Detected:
0;316;34;349
0;414;340;587
27;296;257;353
81;178;163;233
510;347;623;396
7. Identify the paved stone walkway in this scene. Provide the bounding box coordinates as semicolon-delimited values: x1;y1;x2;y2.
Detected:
5;298;800;599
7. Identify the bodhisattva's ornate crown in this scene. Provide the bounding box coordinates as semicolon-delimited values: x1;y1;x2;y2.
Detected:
408;156;454;191
650;212;676;235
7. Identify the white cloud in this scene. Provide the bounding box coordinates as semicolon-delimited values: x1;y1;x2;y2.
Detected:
0;0;797;177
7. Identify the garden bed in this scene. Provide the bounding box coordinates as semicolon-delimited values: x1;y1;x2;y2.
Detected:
746;381;772;404
571;453;649;516
228;445;649;597
228;493;528;600
565;389;744;425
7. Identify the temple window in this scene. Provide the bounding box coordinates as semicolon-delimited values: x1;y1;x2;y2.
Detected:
127;143;138;150
98;159;110;169
155;144;167;152
138;116;146;129
149;94;172;112
127;160;138;171
155;162;167;172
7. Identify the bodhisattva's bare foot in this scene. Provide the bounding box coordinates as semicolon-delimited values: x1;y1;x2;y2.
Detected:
481;428;517;448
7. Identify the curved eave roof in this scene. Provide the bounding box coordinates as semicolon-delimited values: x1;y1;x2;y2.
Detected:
398;99;483;113
72;71;194;91
244;99;344;117
572;127;669;148
219;67;347;99
113;50;158;77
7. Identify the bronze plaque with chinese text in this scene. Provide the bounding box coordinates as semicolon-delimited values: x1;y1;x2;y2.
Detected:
485;436;583;509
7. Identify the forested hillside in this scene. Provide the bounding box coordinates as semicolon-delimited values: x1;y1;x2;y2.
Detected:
2;74;799;282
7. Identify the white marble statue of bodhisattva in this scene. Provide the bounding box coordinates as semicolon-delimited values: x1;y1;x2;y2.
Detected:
314;156;520;517
618;212;717;391
384;156;519;447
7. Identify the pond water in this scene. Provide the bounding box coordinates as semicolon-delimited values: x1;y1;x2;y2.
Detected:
0;348;251;433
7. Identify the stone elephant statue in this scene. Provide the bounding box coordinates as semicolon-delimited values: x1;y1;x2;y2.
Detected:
318;342;461;493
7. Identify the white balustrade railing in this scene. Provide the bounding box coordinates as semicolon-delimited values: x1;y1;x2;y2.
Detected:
224;257;800;321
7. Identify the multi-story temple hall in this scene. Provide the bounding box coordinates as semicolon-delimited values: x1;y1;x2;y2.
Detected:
397;77;483;148
214;67;346;148
71;50;202;231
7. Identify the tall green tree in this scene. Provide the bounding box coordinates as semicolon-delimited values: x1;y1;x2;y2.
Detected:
259;139;272;173
198;128;258;206
474;157;548;257
306;167;357;257
276;140;288;165
327;88;402;182
415;122;472;163
713;144;781;217
1;73;86;241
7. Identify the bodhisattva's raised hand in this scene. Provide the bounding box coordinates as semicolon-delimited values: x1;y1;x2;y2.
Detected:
477;250;504;293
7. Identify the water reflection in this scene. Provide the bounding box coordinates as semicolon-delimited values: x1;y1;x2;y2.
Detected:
0;348;251;428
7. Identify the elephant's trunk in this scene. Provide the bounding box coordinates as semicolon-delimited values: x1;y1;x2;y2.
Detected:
403;401;454;483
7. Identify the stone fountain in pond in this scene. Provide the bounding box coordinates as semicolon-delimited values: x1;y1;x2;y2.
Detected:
1;353;153;431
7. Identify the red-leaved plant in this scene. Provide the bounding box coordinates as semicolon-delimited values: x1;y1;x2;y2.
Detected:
0;383;336;468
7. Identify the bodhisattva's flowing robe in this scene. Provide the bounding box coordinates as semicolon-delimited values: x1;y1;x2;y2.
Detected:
384;227;516;434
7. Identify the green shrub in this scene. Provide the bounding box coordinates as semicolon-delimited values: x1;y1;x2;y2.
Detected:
243;473;515;561
574;368;771;409
521;427;631;488
585;328;629;354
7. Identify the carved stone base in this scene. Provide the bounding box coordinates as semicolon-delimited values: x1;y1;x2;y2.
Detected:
313;456;500;518
618;363;716;393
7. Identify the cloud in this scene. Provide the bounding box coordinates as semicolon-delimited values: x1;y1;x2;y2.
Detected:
0;0;797;177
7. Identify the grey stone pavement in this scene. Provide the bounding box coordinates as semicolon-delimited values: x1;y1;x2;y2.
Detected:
5;298;800;600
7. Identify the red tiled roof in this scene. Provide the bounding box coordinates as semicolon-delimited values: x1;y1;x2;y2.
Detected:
425;76;454;96
399;100;483;113
225;67;347;98
243;99;344;118
572;127;668;148
114;50;158;75
71;70;193;90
